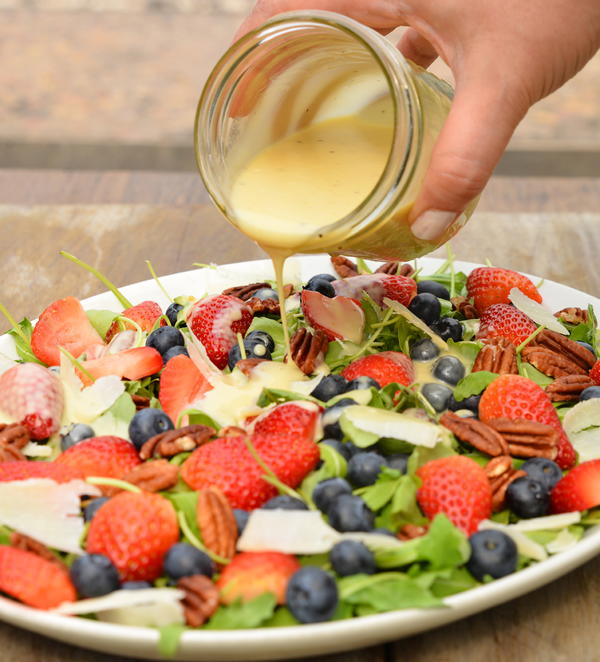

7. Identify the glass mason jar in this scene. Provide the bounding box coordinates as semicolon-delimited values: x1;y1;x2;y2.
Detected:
195;10;476;261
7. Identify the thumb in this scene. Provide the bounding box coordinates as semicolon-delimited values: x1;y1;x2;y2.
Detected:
410;69;528;241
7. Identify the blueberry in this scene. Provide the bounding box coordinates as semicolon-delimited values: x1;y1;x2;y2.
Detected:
121;581;153;590
245;330;275;354
146;326;185;356
320;439;355;461
448;393;480;415
83;497;109;522
252;287;278;301
306;273;336;285
347;451;388;487
346;376;380;391
421;383;453;413
321;398;356;439
233;509;250;536
506;477;550;518
128;408;174;450
327;494;374;532
385;453;409;474
520;458;562;492
304;277;335;298
261;495;308;510
162;345;189;363
70;554;120;598
417;280;450;300
576;341;595;355
165;303;184;326
410;338;440;362
312;477;353;512
433;356;465;385
408;293;441;325
329;540;376;577
61;423;95;452
430;317;463;342
580;386;600;402
228;339;272;370
466;530;518;582
163;543;215;580
309;374;349;402
286;566;338;623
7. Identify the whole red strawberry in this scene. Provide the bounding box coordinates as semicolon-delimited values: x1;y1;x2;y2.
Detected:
551;459;600;513
590;360;600;385
106;300;165;341
341;351;414;387
479;375;575;469
0;363;64;439
0;546;76;609
86;491;179;581
467;267;542;314
476;303;537;345
332;273;416;307
0;461;83;483
217;551;300;604
56;436;141;479
187;295;253;370
416;455;492;535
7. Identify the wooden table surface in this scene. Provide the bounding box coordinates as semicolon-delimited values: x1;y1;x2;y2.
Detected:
0;172;600;662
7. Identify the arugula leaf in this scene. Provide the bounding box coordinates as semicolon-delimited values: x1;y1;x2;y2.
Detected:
257;388;320;408
176;409;220;431
299;442;348;505
356;258;373;274
86;309;119;338
263;607;300;627
205;593;277;629
157;624;185;657
447;339;482;363
91;392;136;438
389;473;426;526
453;371;498;401
7;318;44;365
407;443;457;475
165;491;201;539
518;362;553;387
419;567;479;597
354;467;402;511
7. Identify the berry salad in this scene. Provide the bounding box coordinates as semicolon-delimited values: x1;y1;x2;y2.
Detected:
1;252;600;653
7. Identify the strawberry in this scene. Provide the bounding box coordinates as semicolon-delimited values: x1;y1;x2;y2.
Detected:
479;375;575;469
105;300;165;342
550;459;600;513
159;354;212;425
0;461;83;483
216;551;300;604
187;295;253;370
467;266;542;314
341;351;414;387
86;491;178;581
55;436;141;478
476;303;537;345
31;296;105;367
251;401;320;441
0;546;76;609
332;273;417;307
416;456;492;535
590;360;600;385
77;346;163;386
0;363;64;439
301;290;365;344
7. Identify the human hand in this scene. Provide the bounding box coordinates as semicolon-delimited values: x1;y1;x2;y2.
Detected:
236;0;600;239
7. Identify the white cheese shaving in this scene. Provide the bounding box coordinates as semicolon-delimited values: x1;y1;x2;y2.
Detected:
563;400;600;462
508;288;568;335
383;298;449;351
546;528;580;554
506;511;581;532
22;442;52;458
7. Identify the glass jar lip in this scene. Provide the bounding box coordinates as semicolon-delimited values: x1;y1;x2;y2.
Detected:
194;10;422;249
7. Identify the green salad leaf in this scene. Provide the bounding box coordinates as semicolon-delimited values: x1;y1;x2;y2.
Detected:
86;309;119;338
257;388;320;408
518;362;553;387
157;624;186;658
453;371;498;401
205;593;277;629
7;318;44;365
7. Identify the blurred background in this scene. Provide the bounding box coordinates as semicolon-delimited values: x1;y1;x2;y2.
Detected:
1;0;599;181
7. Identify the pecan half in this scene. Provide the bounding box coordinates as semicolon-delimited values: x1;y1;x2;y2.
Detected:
397;524;428;540
140;425;215;460
485;456;527;511
222;282;270;300
246;297;281;314
440;412;508;456
103;460;179;496
0;445;26;462
177;575;220;627
131;395;151;411
375;261;415;277
546;374;596;402
10;532;67;569
330;256;358;278
521;346;588;378
451;296;478;320
486;417;559;459
0;423;30;449
289;327;329;375
197;487;237;563
554;307;590;325
472;337;518;375
531;329;595;371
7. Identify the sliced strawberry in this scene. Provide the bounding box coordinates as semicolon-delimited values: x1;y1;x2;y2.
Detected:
77;346;163;386
0;363;64;440
105;300;165;341
341;351;414;387
551;459;600;513
0;546;76;609
301;290;365;344
0;461;83;483
332;273;417;307
159;354;212;425
31;296;104;366
591;360;600;385
467;267;542;314
187;295;253;370
55;436;141;478
476;303;537;345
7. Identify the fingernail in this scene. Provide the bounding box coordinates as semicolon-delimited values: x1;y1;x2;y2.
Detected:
411;210;457;241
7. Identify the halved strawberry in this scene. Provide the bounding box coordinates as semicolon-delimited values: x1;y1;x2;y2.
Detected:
31;296;105;366
590;360;600;385
159;354;212;425
0;461;84;483
467;267;542;314
341;351;414;387
332;273;416;307
476;303;537;345
551;459;600;513
105;301;165;342
55;436;141;478
77;346;163;386
187;295;253;370
301;290;365;344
